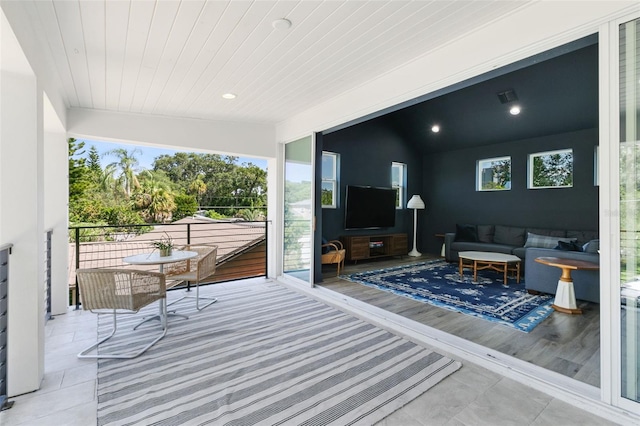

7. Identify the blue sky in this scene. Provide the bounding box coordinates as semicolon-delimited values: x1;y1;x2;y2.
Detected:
76;138;268;171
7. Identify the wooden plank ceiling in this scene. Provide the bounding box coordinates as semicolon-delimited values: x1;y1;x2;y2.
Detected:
16;0;532;124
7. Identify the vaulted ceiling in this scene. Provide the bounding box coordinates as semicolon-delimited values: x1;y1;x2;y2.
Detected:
365;36;599;153
5;0;533;124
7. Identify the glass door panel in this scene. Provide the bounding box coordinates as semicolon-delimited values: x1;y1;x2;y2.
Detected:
620;17;640;403
283;135;314;284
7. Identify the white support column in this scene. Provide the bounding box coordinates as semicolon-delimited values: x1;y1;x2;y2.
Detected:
43;93;69;315
0;11;45;396
267;156;279;279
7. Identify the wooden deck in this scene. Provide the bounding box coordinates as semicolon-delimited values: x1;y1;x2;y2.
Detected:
319;255;600;388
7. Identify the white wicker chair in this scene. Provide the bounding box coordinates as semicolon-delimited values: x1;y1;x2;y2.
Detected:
76;268;167;359
166;245;218;311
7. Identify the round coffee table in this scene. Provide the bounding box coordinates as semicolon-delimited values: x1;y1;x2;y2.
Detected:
458;251;521;285
534;256;599;314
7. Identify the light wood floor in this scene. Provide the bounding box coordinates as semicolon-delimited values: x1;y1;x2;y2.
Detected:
320;255;600;388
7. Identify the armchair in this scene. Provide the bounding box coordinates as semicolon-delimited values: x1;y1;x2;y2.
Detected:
76;268;167;359
321;240;346;276
165;245;218;311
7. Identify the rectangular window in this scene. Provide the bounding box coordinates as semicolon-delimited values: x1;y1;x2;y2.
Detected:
321;152;338;208
477;156;511;191
528;149;573;189
391;162;406;208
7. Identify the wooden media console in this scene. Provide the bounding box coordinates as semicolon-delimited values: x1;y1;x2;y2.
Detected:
341;233;408;262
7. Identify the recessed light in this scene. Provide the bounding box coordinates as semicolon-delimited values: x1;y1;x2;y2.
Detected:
509;106;521;115
222;93;236;100
272;18;292;30
431;125;440;133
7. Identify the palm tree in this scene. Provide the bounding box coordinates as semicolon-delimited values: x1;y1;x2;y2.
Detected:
98;163;118;194
134;171;176;223
188;177;207;211
105;148;141;198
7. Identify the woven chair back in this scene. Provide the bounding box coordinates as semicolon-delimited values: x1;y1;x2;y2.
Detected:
77;268;166;313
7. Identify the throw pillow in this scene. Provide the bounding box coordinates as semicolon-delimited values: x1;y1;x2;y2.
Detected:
528;227;565;238
454;224;478;242
524;232;577;249
494;225;526;246
554;240;583;251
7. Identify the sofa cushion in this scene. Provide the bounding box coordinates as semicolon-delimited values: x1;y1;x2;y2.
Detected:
477;225;495;243
455;224;478;242
494;225;526;246
527;227;566;238
524;232;576;249
512;246;527;259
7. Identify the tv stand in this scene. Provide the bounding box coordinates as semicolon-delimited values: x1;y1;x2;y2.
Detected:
341;233;408;262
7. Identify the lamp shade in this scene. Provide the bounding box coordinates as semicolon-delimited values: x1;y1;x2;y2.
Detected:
407;195;425;209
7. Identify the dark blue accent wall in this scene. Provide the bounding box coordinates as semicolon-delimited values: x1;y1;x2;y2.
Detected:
321;120;423;242
421;128;599;254
319;115;598;259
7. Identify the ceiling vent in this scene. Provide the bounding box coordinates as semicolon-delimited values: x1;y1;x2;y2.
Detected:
497;89;518;104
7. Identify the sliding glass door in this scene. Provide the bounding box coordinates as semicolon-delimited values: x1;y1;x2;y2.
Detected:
283;135;314;285
619;16;640;405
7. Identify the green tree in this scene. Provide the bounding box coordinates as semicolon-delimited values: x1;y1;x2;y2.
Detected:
173;193;198;220
133;170;176;222
68;138;90;203
106;148;142;198
321;189;333;206
87;145;102;177
236;208;265;221
101;204;146;227
491;159;511;189
154;153;267;215
532;152;573;187
188;176;207;210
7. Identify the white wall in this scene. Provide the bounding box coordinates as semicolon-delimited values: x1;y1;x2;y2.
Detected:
0;10;45;396
67;108;276;159
276;1;639;141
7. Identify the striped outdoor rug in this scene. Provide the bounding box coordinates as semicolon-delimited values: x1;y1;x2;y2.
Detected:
96;281;461;426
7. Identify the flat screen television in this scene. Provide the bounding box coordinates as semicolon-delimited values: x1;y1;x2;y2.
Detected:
345;185;396;229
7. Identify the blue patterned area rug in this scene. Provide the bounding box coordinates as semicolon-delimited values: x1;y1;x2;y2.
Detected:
343;260;554;332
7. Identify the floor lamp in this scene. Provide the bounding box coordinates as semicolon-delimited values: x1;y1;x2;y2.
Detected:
407;195;425;257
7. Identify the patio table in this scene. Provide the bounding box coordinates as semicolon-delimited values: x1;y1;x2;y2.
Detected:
123;250;198;327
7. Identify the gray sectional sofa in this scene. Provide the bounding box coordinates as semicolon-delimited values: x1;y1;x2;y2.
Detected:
444;224;600;303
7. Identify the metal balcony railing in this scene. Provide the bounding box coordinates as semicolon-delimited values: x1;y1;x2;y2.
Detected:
44;229;52;322
0;243;12;411
69;217;269;309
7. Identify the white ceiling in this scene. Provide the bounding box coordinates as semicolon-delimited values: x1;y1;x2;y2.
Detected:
9;0;533;124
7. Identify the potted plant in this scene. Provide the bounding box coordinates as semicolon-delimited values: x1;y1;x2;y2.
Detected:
151;233;174;257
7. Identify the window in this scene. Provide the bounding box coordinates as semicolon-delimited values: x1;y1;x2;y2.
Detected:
477;156;511;191
528;149;573;189
391;162;406;208
321;151;339;208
